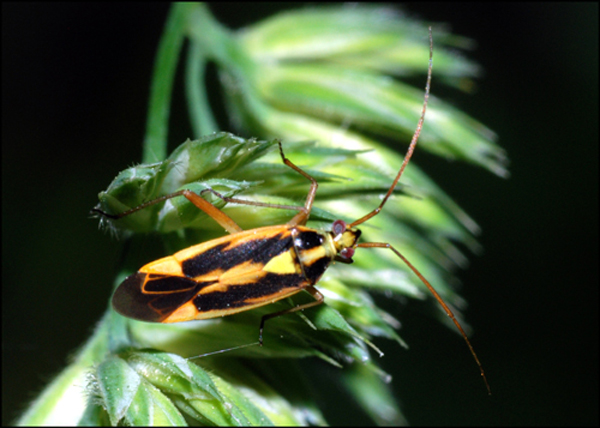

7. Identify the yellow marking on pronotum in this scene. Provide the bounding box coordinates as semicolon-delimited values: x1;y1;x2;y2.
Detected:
93;27;490;394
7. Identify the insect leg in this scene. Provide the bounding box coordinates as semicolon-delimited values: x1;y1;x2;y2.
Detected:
357;241;491;394
200;188;308;213
275;142;318;227
199;140;320;227
181;190;242;234
92;189;243;234
258;285;324;346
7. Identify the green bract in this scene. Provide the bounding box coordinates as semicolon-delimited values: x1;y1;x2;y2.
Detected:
94;133;276;234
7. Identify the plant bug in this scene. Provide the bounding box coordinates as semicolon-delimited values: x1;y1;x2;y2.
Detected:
94;28;490;394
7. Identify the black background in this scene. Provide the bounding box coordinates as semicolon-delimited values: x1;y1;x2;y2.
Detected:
3;3;598;426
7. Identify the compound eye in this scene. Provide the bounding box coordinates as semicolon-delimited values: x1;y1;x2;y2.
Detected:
332;220;346;236
339;247;354;260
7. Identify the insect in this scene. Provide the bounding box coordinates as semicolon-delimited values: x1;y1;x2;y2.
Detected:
94;28;490;394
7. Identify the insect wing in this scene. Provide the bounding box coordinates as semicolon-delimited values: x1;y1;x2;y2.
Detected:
113;273;200;322
112;226;315;323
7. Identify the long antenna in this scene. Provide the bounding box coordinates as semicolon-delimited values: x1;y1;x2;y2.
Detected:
352;27;491;394
349;27;433;229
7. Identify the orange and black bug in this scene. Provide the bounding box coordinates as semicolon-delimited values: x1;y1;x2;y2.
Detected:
94;28;490;394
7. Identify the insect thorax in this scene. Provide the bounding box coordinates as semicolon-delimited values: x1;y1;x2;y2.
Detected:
290;226;337;284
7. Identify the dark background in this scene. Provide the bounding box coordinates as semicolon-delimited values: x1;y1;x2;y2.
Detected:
3;3;597;426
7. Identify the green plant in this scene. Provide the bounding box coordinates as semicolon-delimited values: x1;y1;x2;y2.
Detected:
17;4;506;425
